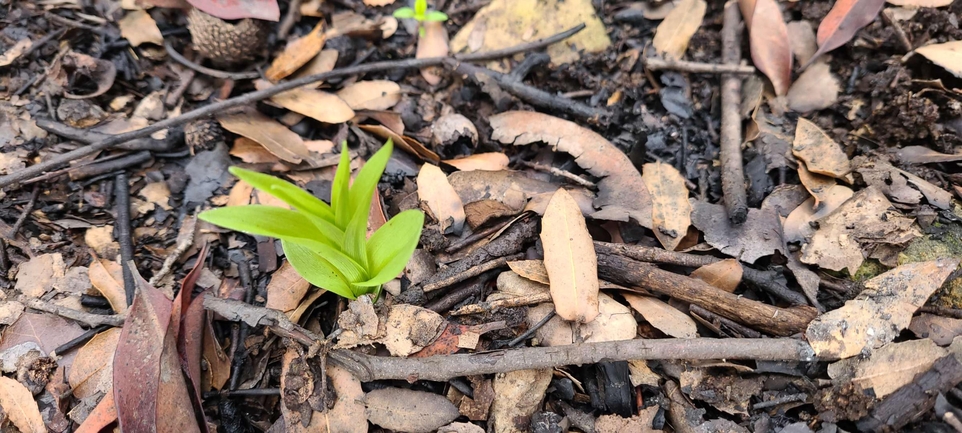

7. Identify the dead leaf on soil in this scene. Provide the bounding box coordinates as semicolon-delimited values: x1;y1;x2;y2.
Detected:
69;328;121;400
787;20;818;66
417;21;449;85
336;80;402;111
265;261;311;312
450;0;611;66
828;339;947;398
623;293;697;338
316;364;367;433
690;259;743;293
0;376;46;433
292;49;339;85
359;124;440;162
491;111;653;228
365;387;460;433
265;22;327;81
690;200;783;263
806;258;959;358
854;156;953;210
381;304;446;357
0;38;31;67
895;146;962;164
652;0;707;60
800;186;918;273
886;0;952;6
140;181;172;211
364;0;395;5
909;314;962;346
444;153;509;171
793;118;851;179
541;189;600;323
187;0;279;21
0;313;84;369
783;184;854;243
528;293;636;346
256;80;355;124
118;10;163;47
787;62;840;112
508;260;550;285
797;163;838;208
489;369;552;433
642;162;691;251
740;0;793;95
808;0;886;67
439;422;486;433
14;253;66;298
417;164;466;234
217;109;312;164
680;368;765;415
62;51;116;99
230;138;286;166
88;257;129;314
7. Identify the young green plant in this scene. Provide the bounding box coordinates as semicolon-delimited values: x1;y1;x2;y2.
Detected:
393;0;448;37
198;139;424;300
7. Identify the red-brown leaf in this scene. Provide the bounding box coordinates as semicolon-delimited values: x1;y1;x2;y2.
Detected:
186;0;279;21
740;0;793;95
807;0;885;67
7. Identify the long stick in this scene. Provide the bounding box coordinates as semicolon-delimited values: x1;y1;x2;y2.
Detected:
719;1;748;224
0;24;586;189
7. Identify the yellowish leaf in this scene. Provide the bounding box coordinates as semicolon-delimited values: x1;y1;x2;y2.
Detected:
336;80;401;111
257;80;355;124
217;109;312;164
793;118;851;179
652;0;707;59
623;293;697;338
540;189;599;323
641;162;691;251
0;376;46;433
690;259;743;293
118;10;163;47
265;22;327;81
417;164;466;234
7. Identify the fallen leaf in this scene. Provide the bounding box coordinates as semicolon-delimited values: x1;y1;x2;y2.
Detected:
230;138;284;165
0;38;31;67
652;0;707;59
316;364;367;433
690;200;784;263
783;185;854;243
690;259;743;293
680;368;764;415
886;0;952;5
529;293;636;346
628;360;661;387
364;0;395;5
217;109;312;164
801;186;918;273
623;293;697;338
62;51;117;99
808;0;886;67
895;146;962;164
541;189;600;323
0;313;84;370
910;314;962;346
292;49;339;85
828;339;947;398
508;260;550;285
257;80;355;124
265;22;326;81
0;376;46;433
854;156;923;206
381;304;446;357
365;388;460;433
14;253;66;298
359;124;440;162
417;164;466;234
0;301;23;325
202;316;231;391
118;10;163;47
74;385;117;433
140;181;172;211
186;0;280;20
336;80;402;111
787;20;818;66
793;118;851;179
440;423;486;433
444;153;509;171
491;111;653;228
642;162;691;251
489;369;552;433
787;62;840;112
806;258;959;358
265;261;311;312
450;0;611;65
69;328;122;400
797;163;838;208
740;0;793;95
416;21;449;85
88;256;130;314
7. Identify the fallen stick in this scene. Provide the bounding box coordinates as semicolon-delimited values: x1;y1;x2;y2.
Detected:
643;57;755;75
0;24;587;189
719;1;748;224
21;297;125;328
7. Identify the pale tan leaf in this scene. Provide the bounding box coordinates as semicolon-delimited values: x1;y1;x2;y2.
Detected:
217;109;312;164
0;377;45;433
365;387;460;432
787;62;840;112
69;328;121;399
641;162;691;251
623;293;697;338
806;258;960;358
226;179;255;207
140;182;172;211
317;364;368;433
380;304;446;357
786;20;817;66
257;80;355;124
797;162;837;208
416;21;449;85
793;118;851;179
336;80;401;111
417;164;466;234
229;138;284;165
783;184;853;243
909;314;962;346
690;259;743;293
507;260;550;285
828;339;947;398
652;0;707;59
895;146;962;164
118;10;163;47
0;38;31;67
528;293;635;346
540;189;599;323
265;261;311;312
88;257;128;314
444;153;508;172
14;253;66;299
490;369;552;433
292;49;339;85
265;22;327;81
364;0;396;4
887;0;952;6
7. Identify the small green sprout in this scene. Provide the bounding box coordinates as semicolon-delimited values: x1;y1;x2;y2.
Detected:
393;0;448;37
198;139;424;300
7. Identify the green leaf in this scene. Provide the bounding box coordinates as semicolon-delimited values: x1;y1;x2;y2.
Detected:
198;206;325;244
344;206;369;270
355;209;424;287
415;0;427;18
307;214;345;246
228;167;334;223
348;139;393;224
424;11;448;21
392;7;416;19
332;142;352;228
283;240;356;299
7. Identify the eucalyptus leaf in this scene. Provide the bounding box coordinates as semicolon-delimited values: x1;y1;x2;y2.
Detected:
356;209;424;287
228;167;334;222
283;240;355;299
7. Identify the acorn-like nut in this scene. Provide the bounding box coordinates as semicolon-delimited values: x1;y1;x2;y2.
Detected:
186;8;268;66
184;118;226;154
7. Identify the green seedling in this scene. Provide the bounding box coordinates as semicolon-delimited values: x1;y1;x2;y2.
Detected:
393;0;448;37
198;139;424;300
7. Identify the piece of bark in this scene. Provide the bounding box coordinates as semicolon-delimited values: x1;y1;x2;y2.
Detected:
856;355;962;432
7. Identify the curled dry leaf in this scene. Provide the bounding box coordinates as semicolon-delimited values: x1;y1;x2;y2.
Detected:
623;293;697;338
541;189;600;323
783;184;853;243
256;80;355;124
806;258;959;359
490;111;653;228
787;62;840;112
62;51;116;99
118;10;163;47
265;22;327;81
793;118;851;179
417;21;449;85
829;339;947;399
690;259;743;293
797;162;837;208
652;0;707;59
0;376;46;433
444;153;509;171
915;41;962;78
690;200;783;263
642;162;691;251
807;0;886;68
895;146;962;164
489;369;552;433
417;164;466;234
739;0;793;95
336;80;402;111
359;124;440;162
365;388;460;433
217;109;312;164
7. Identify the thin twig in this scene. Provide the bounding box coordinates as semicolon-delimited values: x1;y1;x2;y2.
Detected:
450;292;552;316
164;41;260;80
0;24;587;189
644;57;755;75
720;1;748;225
277;0;303;40
43;12;107;34
752;393;808;410
423;253;523;293
7;186;39;239
149;213;198;286
52;324;112;357
115;173;136;307
21;298;125;327
19;28;66;59
518;161;596;189
508;309;555;347
881;9;913;53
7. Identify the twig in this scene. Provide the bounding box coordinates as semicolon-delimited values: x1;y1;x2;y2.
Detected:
424;278;485;312
423;254;523;293
689;304;761;338
450;292;551;316
720;1;748;225
165;68;195;108
508;309;555;347
0;24;587;189
21;297;125;327
7;186;39;239
444;219;510;254
277;0;302;40
19;28;67;60
643;57;755;75
35;118;180;151
52;324;112;357
43;12;108;35
881;9;913;53
115;173;136;307
149;213;198;286
752;393;808;410
203;388;280;399
164;41;260;80
518;161;597;189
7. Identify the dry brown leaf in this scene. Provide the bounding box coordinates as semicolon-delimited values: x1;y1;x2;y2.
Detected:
316;364;367;433
623;293;697;338
652;0;707;59
14;253;66;298
909;314;962;346
800;186;918;273
783;185;853;243
895;146;962;164
828;339;947;398
364;0;396;5
541;189;600;323
0;376;46;433
793;118;851;179
690;259;743;293
359;124;440;162
380;304;446;357
365;387;460;432
140;181;172;211
88;257;128;314
226;179;255;207
507;260;550;285
118;10;163;47
489;369;552;433
595;408;660;433
740;0;793;95
416;21;449;85
439;423;485;433
256;80;355;124
787;62;840;112
854;156;924;206
265;261;311;312
806;258;959;358
444;153;509;171
217;109;312;164
292;49;339;85
417;164;466;234
786;20;818;66
496;270;550;298
336;80;402;111
490;111;653;228
0;313;85;369
642;162;691;251
528;293;636;346
690;200;783;263
229;137;285;166
69;328;121;400
0;38;31;67
680;368;764;415
265;22;327;81
797;162;838;209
